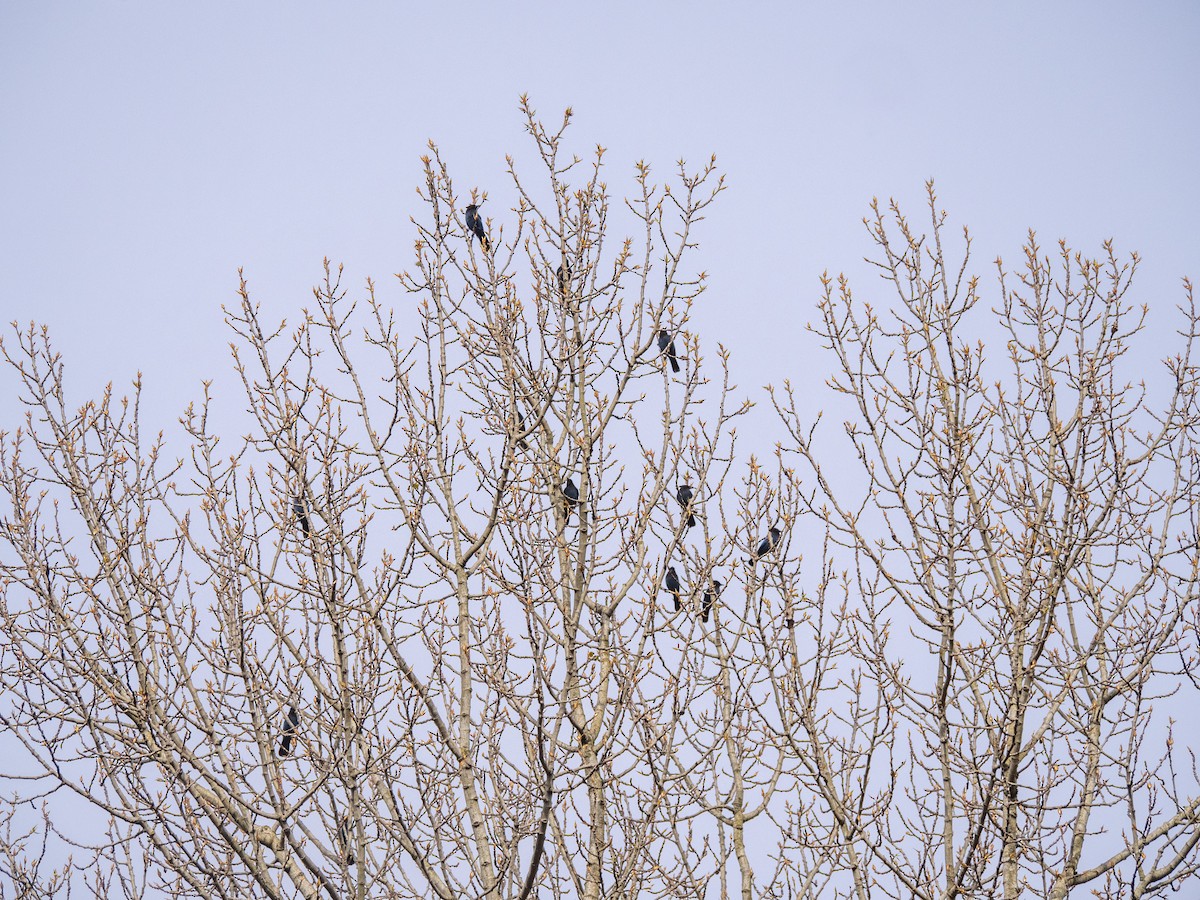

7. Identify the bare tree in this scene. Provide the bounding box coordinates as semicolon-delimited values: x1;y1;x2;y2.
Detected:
0;98;741;900
761;187;1200;899
2;104;1199;900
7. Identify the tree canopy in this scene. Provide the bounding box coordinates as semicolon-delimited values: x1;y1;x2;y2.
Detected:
3;102;1199;900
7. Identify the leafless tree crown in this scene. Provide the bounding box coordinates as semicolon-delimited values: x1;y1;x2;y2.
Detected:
2;102;1199;899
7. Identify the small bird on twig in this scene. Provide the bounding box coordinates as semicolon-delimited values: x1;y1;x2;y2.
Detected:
337;815;356;865
664;566;682;612
466;203;490;252
751;526;782;565
291;496;310;537
658;329;680;373
676;482;696;529
562;477;580;523
701;578;723;624
513;407;529;450
278;705;301;757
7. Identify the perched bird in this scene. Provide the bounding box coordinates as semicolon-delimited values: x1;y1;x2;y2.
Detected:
752;526;782;564
557;261;572;296
278;705;301;757
657;329;680;373
664;566;682;612
701;579;722;624
465;204;489;252
291;496;311;537
562;477;580;523
513;407;529;450
337;815;356;865
676;483;696;528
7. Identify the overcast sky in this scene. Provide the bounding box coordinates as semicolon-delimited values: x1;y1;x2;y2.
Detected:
1;4;1198;887
2;2;1197;429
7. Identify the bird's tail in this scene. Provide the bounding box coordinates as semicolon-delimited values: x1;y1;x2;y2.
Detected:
687;512;696;528
670;356;680;373
481;234;490;253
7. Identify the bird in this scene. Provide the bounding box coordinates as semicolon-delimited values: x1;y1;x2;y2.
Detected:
752;526;782;564
701;578;722;623
465;204;489;252
291;496;310;537
278;705;300;757
337;815;356;865
513;407;529;450
557;261;572;296
562;477;580;523
664;566;682;612
676;482;696;528
657;329;680;373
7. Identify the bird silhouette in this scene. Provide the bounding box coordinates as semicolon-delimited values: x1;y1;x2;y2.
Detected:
658;329;680;373
291;496;311;538
664;566;682;612
557;261;572;296
466;204;490;252
513;407;529;450
562;477;580;523
676;483;696;528
278;705;300;757
337;815;356;865
701;578;722;624
752;526;782;564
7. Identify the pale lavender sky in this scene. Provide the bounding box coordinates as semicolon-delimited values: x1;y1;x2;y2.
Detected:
1;4;1199;887
2;3;1197;428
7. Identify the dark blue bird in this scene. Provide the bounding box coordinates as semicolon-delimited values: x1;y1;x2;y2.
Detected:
466;204;490;252
664;566;682;612
701;578;722;624
338;815;355;865
278;705;301;757
291;496;311;537
752;526;782;564
677;483;696;528
563;477;580;523
513;407;529;450
658;329;680;373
